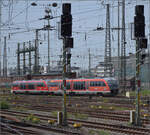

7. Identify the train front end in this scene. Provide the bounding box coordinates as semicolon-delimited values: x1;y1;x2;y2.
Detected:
106;79;119;96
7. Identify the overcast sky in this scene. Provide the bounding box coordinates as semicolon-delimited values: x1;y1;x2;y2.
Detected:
1;0;150;70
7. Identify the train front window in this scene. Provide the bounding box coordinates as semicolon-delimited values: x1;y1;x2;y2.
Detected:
107;80;118;87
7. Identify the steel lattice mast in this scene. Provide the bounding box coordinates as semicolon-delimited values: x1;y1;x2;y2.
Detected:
0;0;2;76
3;36;7;77
121;0;126;92
104;4;112;77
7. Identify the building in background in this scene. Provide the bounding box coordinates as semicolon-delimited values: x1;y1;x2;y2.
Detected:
91;53;150;90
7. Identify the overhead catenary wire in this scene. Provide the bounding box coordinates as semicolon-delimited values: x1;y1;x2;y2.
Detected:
1;0;150;76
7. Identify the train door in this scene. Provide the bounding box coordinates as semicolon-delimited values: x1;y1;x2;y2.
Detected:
11;82;20;93
19;82;27;93
48;80;60;95
36;81;46;92
27;82;36;93
60;80;72;95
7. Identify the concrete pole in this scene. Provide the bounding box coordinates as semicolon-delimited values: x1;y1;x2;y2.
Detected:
118;0;120;80
48;18;50;72
17;43;20;75
23;42;26;75
88;48;91;77
0;0;2;76
29;41;32;74
3;36;7;77
121;0;126;92
35;29;39;74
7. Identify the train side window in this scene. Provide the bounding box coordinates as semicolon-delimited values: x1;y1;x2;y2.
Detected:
28;83;35;89
20;83;26;89
90;81;98;86
96;82;99;86
97;81;101;86
73;82;77;89
37;82;45;87
86;81;89;89
73;81;85;90
66;82;71;90
13;83;18;87
90;81;105;87
90;81;94;86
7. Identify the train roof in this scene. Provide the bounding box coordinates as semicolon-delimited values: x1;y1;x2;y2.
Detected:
13;77;118;83
13;79;47;83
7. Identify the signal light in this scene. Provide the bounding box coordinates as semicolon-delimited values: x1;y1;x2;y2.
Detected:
139;38;147;49
67;53;71;59
140;50;147;64
134;15;145;38
65;37;73;48
62;3;71;15
135;5;144;16
52;3;57;7
61;14;72;37
134;5;145;38
67;53;71;65
31;2;37;6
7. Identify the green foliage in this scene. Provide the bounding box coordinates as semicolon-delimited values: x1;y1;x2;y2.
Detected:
103;98;109;103
89;129;110;135
14;106;27;112
141;89;150;96
0;101;10;109
98;130;110;135
74;113;88;120
130;89;150;97
51;111;58;117
25;114;40;124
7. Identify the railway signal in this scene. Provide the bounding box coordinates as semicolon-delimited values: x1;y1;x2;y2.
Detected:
134;5;147;126
61;3;72;37
61;3;73;126
134;5;145;38
139;38;147;65
61;14;72;37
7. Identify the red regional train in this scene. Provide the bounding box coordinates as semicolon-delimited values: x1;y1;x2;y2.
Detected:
11;78;119;96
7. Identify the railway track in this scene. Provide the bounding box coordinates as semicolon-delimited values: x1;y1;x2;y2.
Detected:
7;95;150;114
0;113;81;135
0;122;38;135
4;94;150;108
10;101;150;125
1;110;150;135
